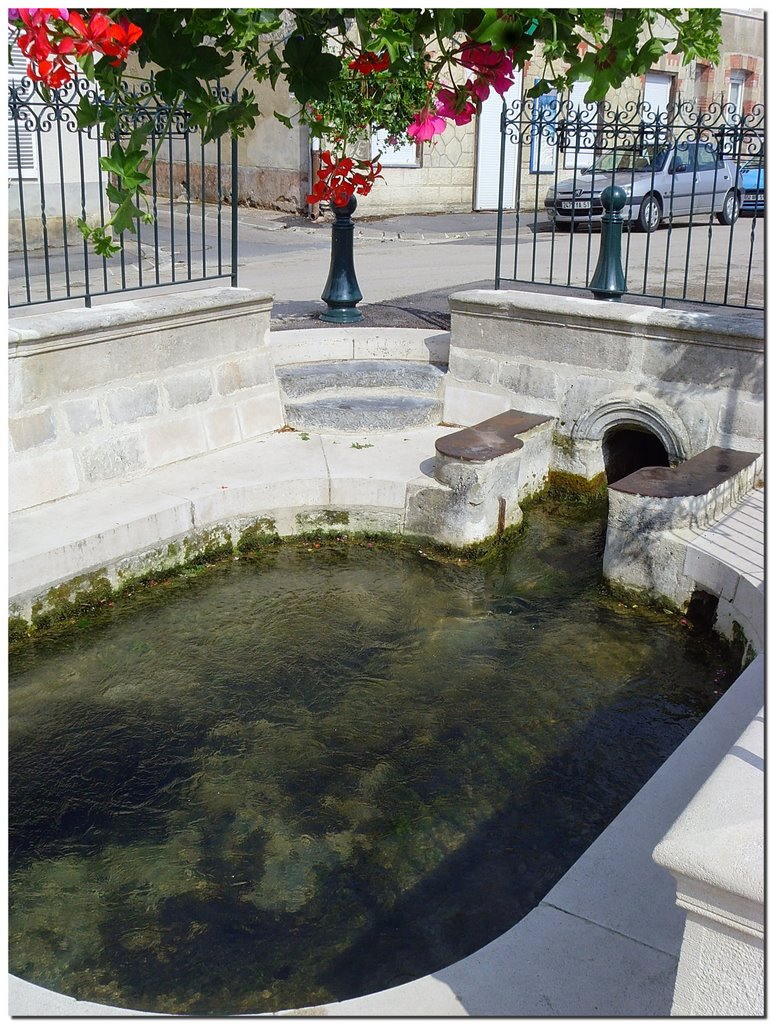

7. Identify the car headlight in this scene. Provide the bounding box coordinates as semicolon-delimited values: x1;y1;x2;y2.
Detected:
545;187;555;201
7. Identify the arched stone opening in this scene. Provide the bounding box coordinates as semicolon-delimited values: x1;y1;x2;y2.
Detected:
571;392;692;482
602;425;670;484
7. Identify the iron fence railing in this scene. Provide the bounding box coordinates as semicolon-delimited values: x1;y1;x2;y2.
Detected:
8;74;239;309
494;97;764;310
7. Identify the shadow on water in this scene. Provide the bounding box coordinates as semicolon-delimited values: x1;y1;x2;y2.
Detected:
313;658;732;1012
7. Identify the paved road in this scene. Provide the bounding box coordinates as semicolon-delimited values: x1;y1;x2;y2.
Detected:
9;204;764;325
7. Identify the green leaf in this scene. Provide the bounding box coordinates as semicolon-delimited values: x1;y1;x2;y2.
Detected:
75;96;101;131
91;227;122;258
274;111;293;129
110;195;144;235
283;34;341;105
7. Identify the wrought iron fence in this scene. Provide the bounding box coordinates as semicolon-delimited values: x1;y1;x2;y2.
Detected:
8;74;239;309
494;97;764;310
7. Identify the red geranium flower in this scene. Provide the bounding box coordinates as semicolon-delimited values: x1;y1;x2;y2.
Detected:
307;151;384;206
348;49;390;75
67;10;113;55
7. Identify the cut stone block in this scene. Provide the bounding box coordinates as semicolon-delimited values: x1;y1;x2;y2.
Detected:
284;393;443;433
276;360;447;400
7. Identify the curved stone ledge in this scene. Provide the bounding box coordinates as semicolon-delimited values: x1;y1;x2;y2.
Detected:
269;326;450;367
653;669;764;1016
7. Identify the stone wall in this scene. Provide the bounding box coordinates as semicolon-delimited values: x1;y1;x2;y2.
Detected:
443;290;764;480
8;288;282;513
364;122;477;216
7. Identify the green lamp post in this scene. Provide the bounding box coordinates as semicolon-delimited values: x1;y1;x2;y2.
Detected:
589;184;628;302
320;195;364;323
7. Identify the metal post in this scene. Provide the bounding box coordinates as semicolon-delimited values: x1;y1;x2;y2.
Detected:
494;96;507;289
320;195;363;323
231;130;238;287
589;184;627;301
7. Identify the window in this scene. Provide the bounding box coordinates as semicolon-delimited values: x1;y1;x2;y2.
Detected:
371;128;420;168
673;142;697;174
696;143;723;171
728;70;746;120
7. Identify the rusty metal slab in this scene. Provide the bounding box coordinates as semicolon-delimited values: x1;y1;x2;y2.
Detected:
610;446;760;497
436;411;552;462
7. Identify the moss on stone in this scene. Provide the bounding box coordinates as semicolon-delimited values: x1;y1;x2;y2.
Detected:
551;431;576;455
545;469;607;503
604;578;684;618
182;528;233;565
295;509;351;532
8;617;29;644
732;620;756;668
29;574;114;632
236;518;280;555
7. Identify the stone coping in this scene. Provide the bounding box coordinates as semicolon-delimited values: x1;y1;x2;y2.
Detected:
653;707;763;915
435;410;552;462
9;287;272;353
268;326;450;367
448;289;765;348
610;446;761;497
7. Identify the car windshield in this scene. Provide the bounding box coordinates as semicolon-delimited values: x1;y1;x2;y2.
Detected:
585;146;670;174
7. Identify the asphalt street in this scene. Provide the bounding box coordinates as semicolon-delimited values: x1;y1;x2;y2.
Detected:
9;204;764;325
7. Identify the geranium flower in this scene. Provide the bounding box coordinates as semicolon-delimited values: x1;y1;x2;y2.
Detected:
406;106;447;142
101;16;143;64
307;151;384;207
435;86;476;126
67;10;113;55
460;41;515;99
348;49;390;75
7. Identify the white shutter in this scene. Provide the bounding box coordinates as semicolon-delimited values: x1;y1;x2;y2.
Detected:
474;70;523;210
8;61;39;179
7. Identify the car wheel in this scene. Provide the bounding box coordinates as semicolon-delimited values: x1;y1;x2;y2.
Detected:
635;194;661;233
716;189;740;225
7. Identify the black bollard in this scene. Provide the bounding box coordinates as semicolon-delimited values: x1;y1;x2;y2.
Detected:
589;184;628;302
320;195;364;323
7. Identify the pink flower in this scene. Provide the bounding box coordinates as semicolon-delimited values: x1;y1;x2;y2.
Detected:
460;41;515;98
435;86;476;126
407;106;446;142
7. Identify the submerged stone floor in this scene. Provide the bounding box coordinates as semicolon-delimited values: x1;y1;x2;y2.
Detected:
8;424;765;1017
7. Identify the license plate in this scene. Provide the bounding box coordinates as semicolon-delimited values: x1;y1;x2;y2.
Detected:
561;200;591;210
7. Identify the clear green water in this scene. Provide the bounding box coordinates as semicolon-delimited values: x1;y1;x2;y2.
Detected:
9;503;738;1015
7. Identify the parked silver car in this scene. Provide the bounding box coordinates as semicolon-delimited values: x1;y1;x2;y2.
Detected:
545;141;743;232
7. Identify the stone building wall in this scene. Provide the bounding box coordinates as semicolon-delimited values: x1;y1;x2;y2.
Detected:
362;122;477;216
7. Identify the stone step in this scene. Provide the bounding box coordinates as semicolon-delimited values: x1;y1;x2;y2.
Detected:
283;392;444;432
276;359;447;400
